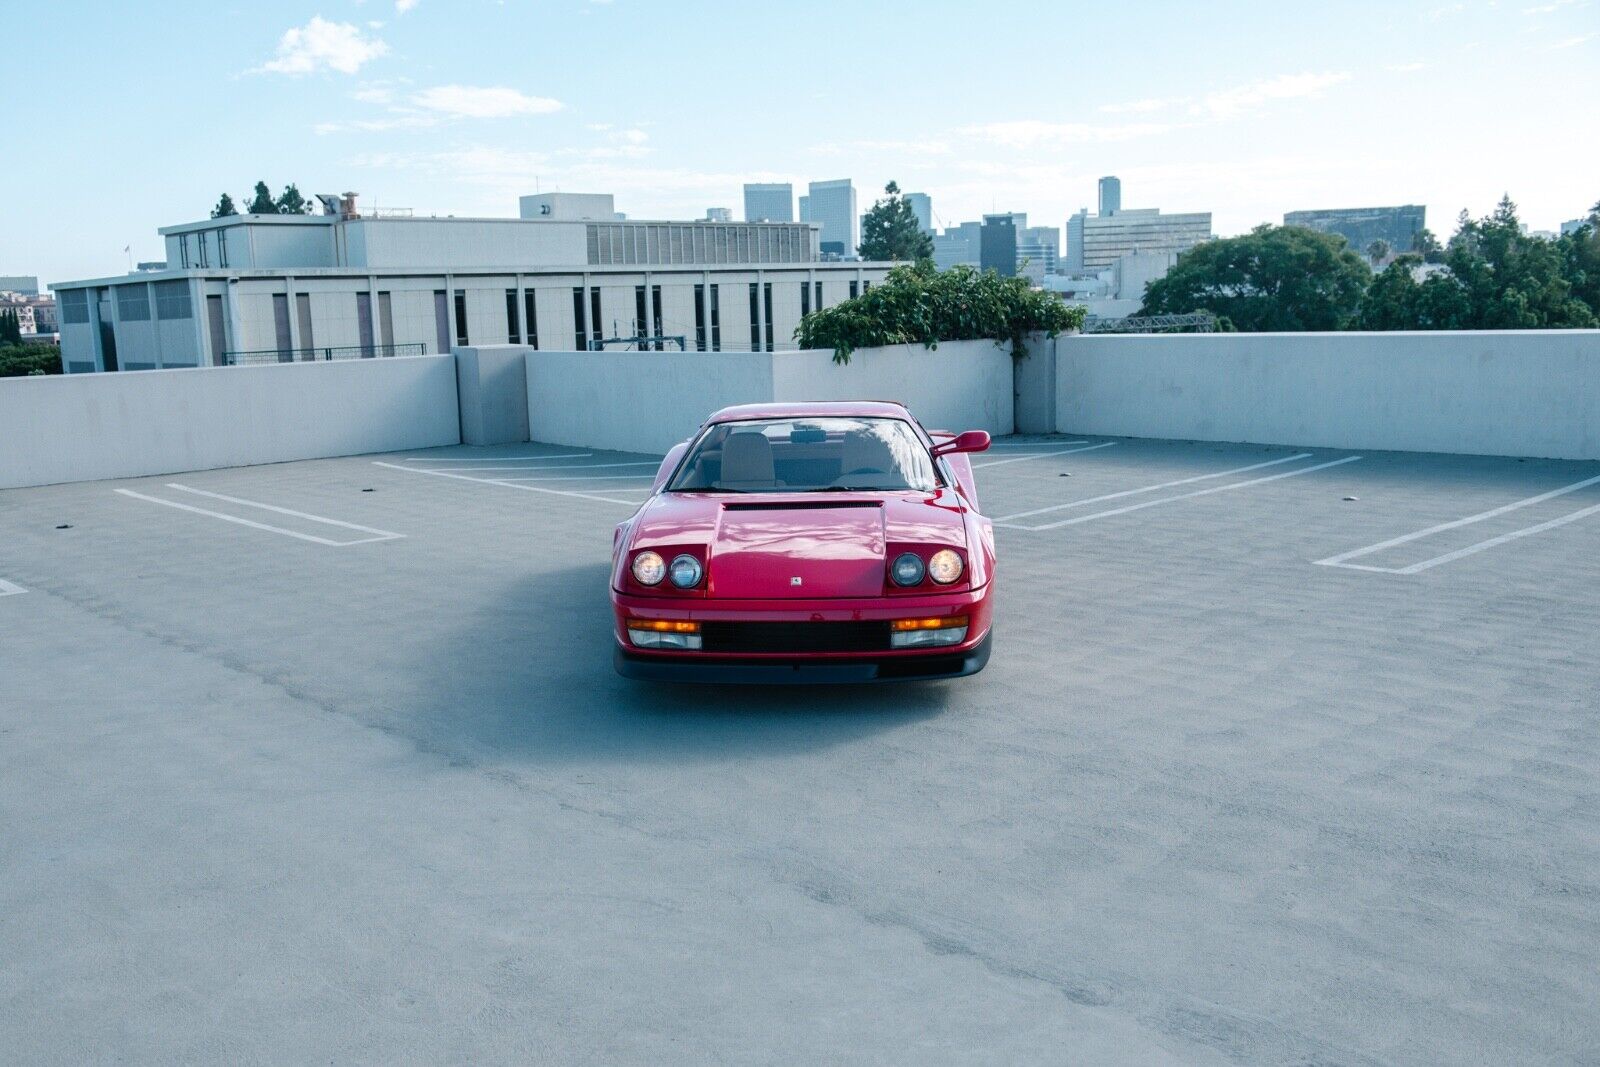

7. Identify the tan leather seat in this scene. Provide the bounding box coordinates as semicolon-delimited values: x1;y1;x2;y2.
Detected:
720;432;779;488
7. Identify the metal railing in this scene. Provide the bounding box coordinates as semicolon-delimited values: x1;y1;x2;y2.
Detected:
219;343;427;366
1081;312;1218;335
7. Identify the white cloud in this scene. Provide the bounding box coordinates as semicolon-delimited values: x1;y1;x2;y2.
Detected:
258;17;388;76
1551;32;1595;46
352;86;394;104
396;0;420;11
959;120;1176;149
410;84;563;118
1098;97;1184;115
1194;71;1351;119
1386;61;1427;72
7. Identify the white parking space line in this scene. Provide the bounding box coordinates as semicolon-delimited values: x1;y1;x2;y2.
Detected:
984;440;1089;448
373;461;644;506
999;455;1363;531
0;578;26;597
996;453;1313;522
117;487;404;547
419;461;658;473
499;473;657;482
1314;473;1600;574
971;442;1108;469
399;453;593;463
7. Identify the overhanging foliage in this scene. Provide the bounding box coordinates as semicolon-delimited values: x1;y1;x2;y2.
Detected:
795;263;1086;364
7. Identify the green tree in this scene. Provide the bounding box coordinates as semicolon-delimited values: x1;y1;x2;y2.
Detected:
1557;207;1600;318
795;261;1084;364
1365;239;1391;265
246;181;277;215
1354;256;1473;330
0;310;21;344
1443;194;1595;328
857;181;934;263
0;342;61;376
1139;225;1370;331
210;192;238;219
1410;227;1444;263
275;183;313;215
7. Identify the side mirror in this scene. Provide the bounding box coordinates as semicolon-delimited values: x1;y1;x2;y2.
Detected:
931;430;991;457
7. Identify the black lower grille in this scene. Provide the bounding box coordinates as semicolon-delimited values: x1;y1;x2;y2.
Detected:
700;620;890;654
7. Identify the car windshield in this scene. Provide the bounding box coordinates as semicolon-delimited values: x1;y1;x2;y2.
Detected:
667;417;939;493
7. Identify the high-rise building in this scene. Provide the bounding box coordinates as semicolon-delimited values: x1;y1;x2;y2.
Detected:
1016;225;1060;283
905;192;933;234
0;275;40;295
980;214;1021;277
806;180;858;257
704;208;733;222
1283;205;1426;257
1066;179;1211;273
1559;217;1590;237
933;221;982;271
743;183;794;223
1098;176;1121;217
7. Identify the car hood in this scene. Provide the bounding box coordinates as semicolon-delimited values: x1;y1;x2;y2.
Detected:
629;490;969;599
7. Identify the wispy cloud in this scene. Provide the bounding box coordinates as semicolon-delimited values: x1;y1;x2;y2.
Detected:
1098;97;1184;115
958;120;1176;149
396;0;420;11
1091;71;1352;125
256;17;388;76
1550;32;1595;46
317;84;563;132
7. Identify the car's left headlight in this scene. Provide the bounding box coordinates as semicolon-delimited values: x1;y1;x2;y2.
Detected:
669;554;703;589
927;549;964;584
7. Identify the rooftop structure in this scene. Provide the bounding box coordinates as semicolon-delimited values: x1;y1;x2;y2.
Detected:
518;193;622;221
0;275;39;295
51;194;890;372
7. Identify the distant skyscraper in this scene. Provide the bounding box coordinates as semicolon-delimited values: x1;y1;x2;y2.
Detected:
1098;176;1122;216
704;207;733;222
905;192;933;234
933;221;982;270
1562;217;1592;237
1283;205;1426;256
743;183;794;222
980;213;1022;277
807;179;858;257
1017;225;1060;282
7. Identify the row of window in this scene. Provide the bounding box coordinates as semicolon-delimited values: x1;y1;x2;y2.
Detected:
59;282;192;326
176;230;229;270
587;223;813;266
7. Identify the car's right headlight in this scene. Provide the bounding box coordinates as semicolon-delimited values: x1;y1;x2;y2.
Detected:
890;552;925;587
927;549;964;585
631;550;666;586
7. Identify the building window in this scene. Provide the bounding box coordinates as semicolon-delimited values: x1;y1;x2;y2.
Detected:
572;287;586;349
748;282;760;351
652;285;664;350
849;281;859;299
178;235;190;269
61;290;89;324
433;291;449;355
218;230;229;269
116;285;150;322
634;284;647;347
709;285;721;351
694;284;706;351
590;288;602;346
154;280;192;320
814;281;823;311
506;289;521;344
357;292;375;356
524;290;539;350
763;282;773;352
298;293;316;353
378;291;394;351
454;290;469;346
800;280;810;318
862;280;871;292
196;232;209;268
273;293;293;361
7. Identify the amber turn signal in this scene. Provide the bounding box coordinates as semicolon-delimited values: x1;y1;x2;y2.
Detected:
890;616;969;632
627;619;701;633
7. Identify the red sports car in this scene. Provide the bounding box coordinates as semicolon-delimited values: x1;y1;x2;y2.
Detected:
611;401;995;683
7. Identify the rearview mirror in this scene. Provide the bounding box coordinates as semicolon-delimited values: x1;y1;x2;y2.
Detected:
931;430;991;457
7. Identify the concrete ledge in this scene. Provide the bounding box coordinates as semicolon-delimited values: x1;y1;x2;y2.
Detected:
525;340;1013;454
456;346;531;446
0;355;460;489
1057;330;1600;460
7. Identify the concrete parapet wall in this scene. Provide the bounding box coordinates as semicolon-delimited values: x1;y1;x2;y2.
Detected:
0;356;460;489
1055;330;1600;460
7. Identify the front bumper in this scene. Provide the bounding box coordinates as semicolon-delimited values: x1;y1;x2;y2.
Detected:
614;629;991;684
611;583;993;684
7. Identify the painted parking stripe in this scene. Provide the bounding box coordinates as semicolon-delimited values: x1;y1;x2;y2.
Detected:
400;452;594;463
499;473;657;482
999;455;1363;530
0;578;26;597
971;442;1109;469
373;461;644;506
1314;473;1600;573
985;440;1091;448
117;488;404;546
996;453;1313;522
418;461;658;473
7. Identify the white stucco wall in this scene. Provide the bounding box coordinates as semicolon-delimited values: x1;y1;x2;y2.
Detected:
0;355;460;489
1056;330;1600;460
525;339;1014;455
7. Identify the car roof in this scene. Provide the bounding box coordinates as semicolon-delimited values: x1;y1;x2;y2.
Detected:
705;401;913;423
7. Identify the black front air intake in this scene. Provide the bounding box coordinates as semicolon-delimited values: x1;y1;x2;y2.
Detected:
699;620;890;653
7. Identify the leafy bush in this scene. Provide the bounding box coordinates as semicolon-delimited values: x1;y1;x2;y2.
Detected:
0;343;62;377
795;263;1086;364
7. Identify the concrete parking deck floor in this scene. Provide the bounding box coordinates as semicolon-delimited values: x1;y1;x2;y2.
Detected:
3;435;1599;1064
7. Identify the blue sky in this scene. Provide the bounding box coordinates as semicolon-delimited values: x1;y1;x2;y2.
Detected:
5;0;1596;284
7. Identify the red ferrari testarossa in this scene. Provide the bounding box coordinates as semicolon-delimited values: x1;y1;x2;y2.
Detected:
611;401;994;683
